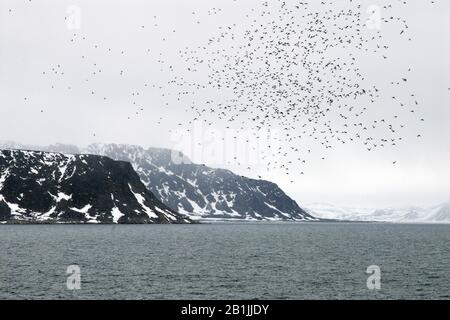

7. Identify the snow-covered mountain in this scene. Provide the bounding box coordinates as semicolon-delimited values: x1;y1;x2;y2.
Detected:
306;202;450;223
0;141;317;221
85;143;317;222
0;149;190;224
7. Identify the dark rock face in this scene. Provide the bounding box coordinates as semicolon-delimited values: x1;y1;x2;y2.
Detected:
0;149;190;224
85;143;317;221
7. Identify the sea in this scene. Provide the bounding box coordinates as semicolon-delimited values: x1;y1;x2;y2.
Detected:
0;223;449;299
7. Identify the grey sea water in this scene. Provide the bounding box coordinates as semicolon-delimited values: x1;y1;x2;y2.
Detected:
0;223;449;300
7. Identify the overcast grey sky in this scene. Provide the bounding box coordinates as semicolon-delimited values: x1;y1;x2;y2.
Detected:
1;0;449;208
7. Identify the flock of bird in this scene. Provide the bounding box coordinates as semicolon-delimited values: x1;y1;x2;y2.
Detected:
162;0;434;179
6;0;444;181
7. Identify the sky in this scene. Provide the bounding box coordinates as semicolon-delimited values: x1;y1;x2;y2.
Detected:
0;0;449;208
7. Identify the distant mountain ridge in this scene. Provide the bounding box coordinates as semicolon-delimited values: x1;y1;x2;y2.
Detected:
0;141;317;222
306;202;450;223
0;149;190;224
